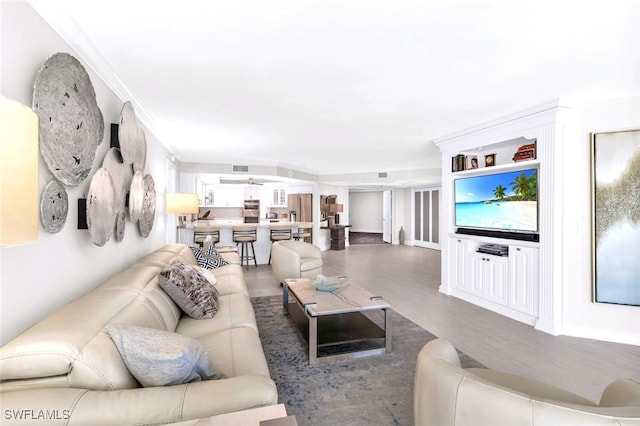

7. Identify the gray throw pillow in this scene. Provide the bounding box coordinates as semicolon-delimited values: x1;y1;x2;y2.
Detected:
106;324;224;387
159;262;219;319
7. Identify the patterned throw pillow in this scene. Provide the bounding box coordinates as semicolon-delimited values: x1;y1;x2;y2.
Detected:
159;262;219;319
190;246;230;269
106;324;225;387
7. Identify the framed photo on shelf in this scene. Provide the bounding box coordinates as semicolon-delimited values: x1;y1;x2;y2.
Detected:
467;155;479;169
484;153;496;167
591;128;640;306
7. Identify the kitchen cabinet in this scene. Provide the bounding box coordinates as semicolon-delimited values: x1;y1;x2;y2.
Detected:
212;187;243;207
272;188;287;206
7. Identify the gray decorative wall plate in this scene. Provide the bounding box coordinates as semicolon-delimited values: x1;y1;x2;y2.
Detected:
33;52;104;186
118;101;138;164
129;170;144;223
87;168;115;247
139;174;156;238
40;180;68;233
102;147;127;213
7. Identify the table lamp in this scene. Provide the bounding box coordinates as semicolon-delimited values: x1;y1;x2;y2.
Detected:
166;193;199;226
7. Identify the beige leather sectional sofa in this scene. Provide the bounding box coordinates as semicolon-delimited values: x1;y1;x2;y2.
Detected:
414;338;640;425
0;244;277;425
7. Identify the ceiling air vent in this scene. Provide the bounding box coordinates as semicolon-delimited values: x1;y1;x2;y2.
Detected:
232;165;249;173
378;172;388;178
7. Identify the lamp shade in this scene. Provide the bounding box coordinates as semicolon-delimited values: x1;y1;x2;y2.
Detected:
166;193;199;214
329;203;344;213
0;96;39;246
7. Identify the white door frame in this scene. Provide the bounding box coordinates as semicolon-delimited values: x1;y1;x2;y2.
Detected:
382;190;392;243
412;187;441;250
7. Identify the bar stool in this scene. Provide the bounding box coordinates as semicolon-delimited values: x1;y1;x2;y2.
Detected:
232;225;257;269
293;222;312;243
268;223;292;264
193;225;220;248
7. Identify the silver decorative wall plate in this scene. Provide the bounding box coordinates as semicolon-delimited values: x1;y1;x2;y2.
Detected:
133;127;147;172
129;170;144;223
102;147;127;214
118;101;138;165
40;180;68;233
33;52;104;186
139;174;156;238
87;168;115;247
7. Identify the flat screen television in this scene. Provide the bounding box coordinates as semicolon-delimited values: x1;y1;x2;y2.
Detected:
454;168;539;242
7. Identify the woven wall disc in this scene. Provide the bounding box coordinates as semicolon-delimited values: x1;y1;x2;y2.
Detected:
87;168;115;247
138;174;156;238
40;180;68;233
33;52;104;186
114;211;126;242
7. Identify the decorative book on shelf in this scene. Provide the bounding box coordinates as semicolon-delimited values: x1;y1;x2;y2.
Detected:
452;154;479;172
513;143;536;162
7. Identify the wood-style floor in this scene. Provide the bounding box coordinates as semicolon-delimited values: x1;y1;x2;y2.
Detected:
245;244;640;403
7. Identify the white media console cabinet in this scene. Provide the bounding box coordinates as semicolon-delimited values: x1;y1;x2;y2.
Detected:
435;100;569;334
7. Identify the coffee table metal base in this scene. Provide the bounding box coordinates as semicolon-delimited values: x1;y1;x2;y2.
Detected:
284;284;392;365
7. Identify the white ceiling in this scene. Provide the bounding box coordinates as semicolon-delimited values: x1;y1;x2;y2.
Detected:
28;0;639;188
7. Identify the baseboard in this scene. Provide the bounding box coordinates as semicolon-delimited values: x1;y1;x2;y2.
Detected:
561;324;640;346
349;228;383;233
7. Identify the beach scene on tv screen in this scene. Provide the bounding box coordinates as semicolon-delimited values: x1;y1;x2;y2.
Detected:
455;169;538;232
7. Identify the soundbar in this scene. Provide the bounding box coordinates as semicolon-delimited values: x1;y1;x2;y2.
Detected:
456;227;539;242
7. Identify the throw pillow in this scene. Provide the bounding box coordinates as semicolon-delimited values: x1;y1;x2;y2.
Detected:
106;324;224;387
190;246;230;269
194;265;217;286
159;262;219;319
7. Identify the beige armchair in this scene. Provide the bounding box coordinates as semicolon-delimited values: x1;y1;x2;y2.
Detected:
414;338;640;426
271;240;323;284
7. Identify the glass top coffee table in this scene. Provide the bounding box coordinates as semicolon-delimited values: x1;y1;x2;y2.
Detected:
283;277;392;365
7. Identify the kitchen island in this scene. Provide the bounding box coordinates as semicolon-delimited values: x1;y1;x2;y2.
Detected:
178;220;306;265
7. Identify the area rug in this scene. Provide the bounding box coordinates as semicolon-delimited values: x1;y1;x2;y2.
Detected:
251;295;485;426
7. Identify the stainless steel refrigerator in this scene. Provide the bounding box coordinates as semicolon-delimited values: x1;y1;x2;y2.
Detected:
287;193;312;222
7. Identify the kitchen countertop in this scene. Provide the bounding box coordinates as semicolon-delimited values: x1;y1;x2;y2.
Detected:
184;219;302;228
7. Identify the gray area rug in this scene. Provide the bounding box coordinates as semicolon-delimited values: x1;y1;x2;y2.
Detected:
251;295;485;426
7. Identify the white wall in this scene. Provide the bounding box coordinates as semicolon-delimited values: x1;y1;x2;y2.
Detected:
349;191;383;233
393;188;412;245
0;2;172;344
560;95;640;345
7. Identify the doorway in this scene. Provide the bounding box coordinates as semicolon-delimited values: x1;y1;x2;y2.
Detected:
412;187;441;250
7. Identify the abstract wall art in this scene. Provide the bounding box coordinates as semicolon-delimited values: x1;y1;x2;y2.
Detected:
33;52;104;186
40;180;68;233
591;128;640;306
138;174;156;238
87;168;115;247
129;170;144;224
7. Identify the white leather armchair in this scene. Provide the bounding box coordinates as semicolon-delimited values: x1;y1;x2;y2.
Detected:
271;240;323;284
414;338;640;426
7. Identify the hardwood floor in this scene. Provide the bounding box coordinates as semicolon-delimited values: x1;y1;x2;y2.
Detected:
244;244;640;402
